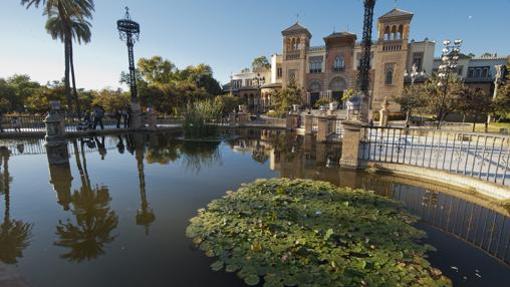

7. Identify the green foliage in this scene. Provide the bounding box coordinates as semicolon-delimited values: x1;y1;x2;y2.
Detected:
183;100;223;138
252;56;271;71
270;83;302;117
91;89;130;113
314;97;331;108
214;95;242;116
457;87;492;131
186;178;451;287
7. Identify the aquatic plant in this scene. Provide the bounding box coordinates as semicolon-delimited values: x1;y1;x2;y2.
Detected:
186;178;451;287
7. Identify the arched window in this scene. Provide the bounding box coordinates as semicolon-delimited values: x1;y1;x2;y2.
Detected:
384;26;390;41
385;64;394;85
391;26;397;40
333;56;345;72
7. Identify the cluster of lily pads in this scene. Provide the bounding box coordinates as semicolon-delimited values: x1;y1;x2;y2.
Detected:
186;178;451;287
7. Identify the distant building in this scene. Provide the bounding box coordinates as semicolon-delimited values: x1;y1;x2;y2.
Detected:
226;8;508;114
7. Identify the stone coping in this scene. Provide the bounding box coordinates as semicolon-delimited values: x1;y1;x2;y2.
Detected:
362;161;510;201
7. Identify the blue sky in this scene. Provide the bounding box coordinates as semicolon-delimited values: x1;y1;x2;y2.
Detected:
1;0;509;90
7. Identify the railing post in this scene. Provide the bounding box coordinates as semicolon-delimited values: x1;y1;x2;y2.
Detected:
286;113;299;130
304;114;313;135
340;120;363;169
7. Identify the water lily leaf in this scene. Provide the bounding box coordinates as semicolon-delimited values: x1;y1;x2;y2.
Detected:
244;274;260;286
210;260;224;272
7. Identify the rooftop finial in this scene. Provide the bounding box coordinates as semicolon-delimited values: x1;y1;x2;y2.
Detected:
124;6;131;20
296;13;300;23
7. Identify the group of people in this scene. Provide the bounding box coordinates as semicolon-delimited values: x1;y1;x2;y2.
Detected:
79;106;130;131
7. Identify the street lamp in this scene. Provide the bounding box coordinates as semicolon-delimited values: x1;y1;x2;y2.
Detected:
357;0;376;123
436;39;462;128
117;7;142;129
253;73;265;114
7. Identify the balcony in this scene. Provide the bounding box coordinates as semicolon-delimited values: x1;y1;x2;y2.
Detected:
286;51;301;60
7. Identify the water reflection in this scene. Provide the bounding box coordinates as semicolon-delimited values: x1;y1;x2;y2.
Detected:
52;140;118;262
0;147;32;264
133;135;155;235
226;129;510;267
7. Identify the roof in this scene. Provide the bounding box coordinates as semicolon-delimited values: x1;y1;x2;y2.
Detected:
378;8;414;21
282;22;312;38
324;31;356;40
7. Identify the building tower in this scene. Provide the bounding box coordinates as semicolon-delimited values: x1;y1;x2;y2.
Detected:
372;9;413;113
281;22;311;94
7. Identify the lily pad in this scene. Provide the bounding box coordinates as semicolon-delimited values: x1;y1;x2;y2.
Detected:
187;178;451;287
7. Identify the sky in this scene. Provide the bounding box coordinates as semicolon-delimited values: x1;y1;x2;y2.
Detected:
1;0;509;90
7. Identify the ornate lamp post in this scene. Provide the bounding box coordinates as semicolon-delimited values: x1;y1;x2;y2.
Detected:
254;73;265;114
358;0;376;123
117;7;142;129
437;39;462;128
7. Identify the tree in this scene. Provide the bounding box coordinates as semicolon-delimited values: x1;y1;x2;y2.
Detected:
457;87;492;132
252;56;271;71
416;74;464;128
91;88;130;113
493;66;510;120
22;0;95;114
270;82;302;117
0;75;40;112
394;84;426;126
25;81;68;113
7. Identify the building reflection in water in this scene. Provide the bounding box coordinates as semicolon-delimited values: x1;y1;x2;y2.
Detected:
230;129;510;267
0;146;32;264
51;139;118;262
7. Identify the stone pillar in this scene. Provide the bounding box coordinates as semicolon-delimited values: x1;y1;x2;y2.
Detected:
286;113;299;130
146;108;157;131
379;98;389;127
340;120;363;169
130;102;143;130
304;114;313;135
44;101;69;165
316;116;329;142
238;113;249;125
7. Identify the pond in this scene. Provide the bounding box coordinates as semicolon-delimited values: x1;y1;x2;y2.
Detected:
1;129;510;287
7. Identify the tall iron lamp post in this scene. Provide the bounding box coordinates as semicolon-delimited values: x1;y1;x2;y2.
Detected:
437;39;462;128
117;7;142;129
358;0;376;123
487;65;505;126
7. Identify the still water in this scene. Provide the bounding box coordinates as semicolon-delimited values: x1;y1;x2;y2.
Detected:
1;129;510;287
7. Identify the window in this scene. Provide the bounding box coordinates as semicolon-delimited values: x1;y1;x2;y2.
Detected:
412;52;424;72
468;66;491;79
288;69;297;83
309;56;323;74
277;67;283;79
385;63;394;85
333;56;345;72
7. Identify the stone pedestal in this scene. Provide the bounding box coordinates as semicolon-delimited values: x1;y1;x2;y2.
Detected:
304;114;313;135
340;120;363;169
130;102;143;130
286;113;299;130
238;113;249;125
317;116;335;142
44;101;69;165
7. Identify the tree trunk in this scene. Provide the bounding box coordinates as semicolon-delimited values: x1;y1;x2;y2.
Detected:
64;36;72;113
472;115;477;132
69;40;81;117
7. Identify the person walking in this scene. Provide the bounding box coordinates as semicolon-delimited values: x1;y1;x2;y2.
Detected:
93;105;105;130
115;109;122;129
0;111;4;133
122;108;130;128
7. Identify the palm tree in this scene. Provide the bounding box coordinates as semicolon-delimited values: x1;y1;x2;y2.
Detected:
46;8;92;116
21;0;94;115
0;148;32;264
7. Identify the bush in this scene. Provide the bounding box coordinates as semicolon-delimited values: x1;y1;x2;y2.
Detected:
186;178;451;287
183;100;222;138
